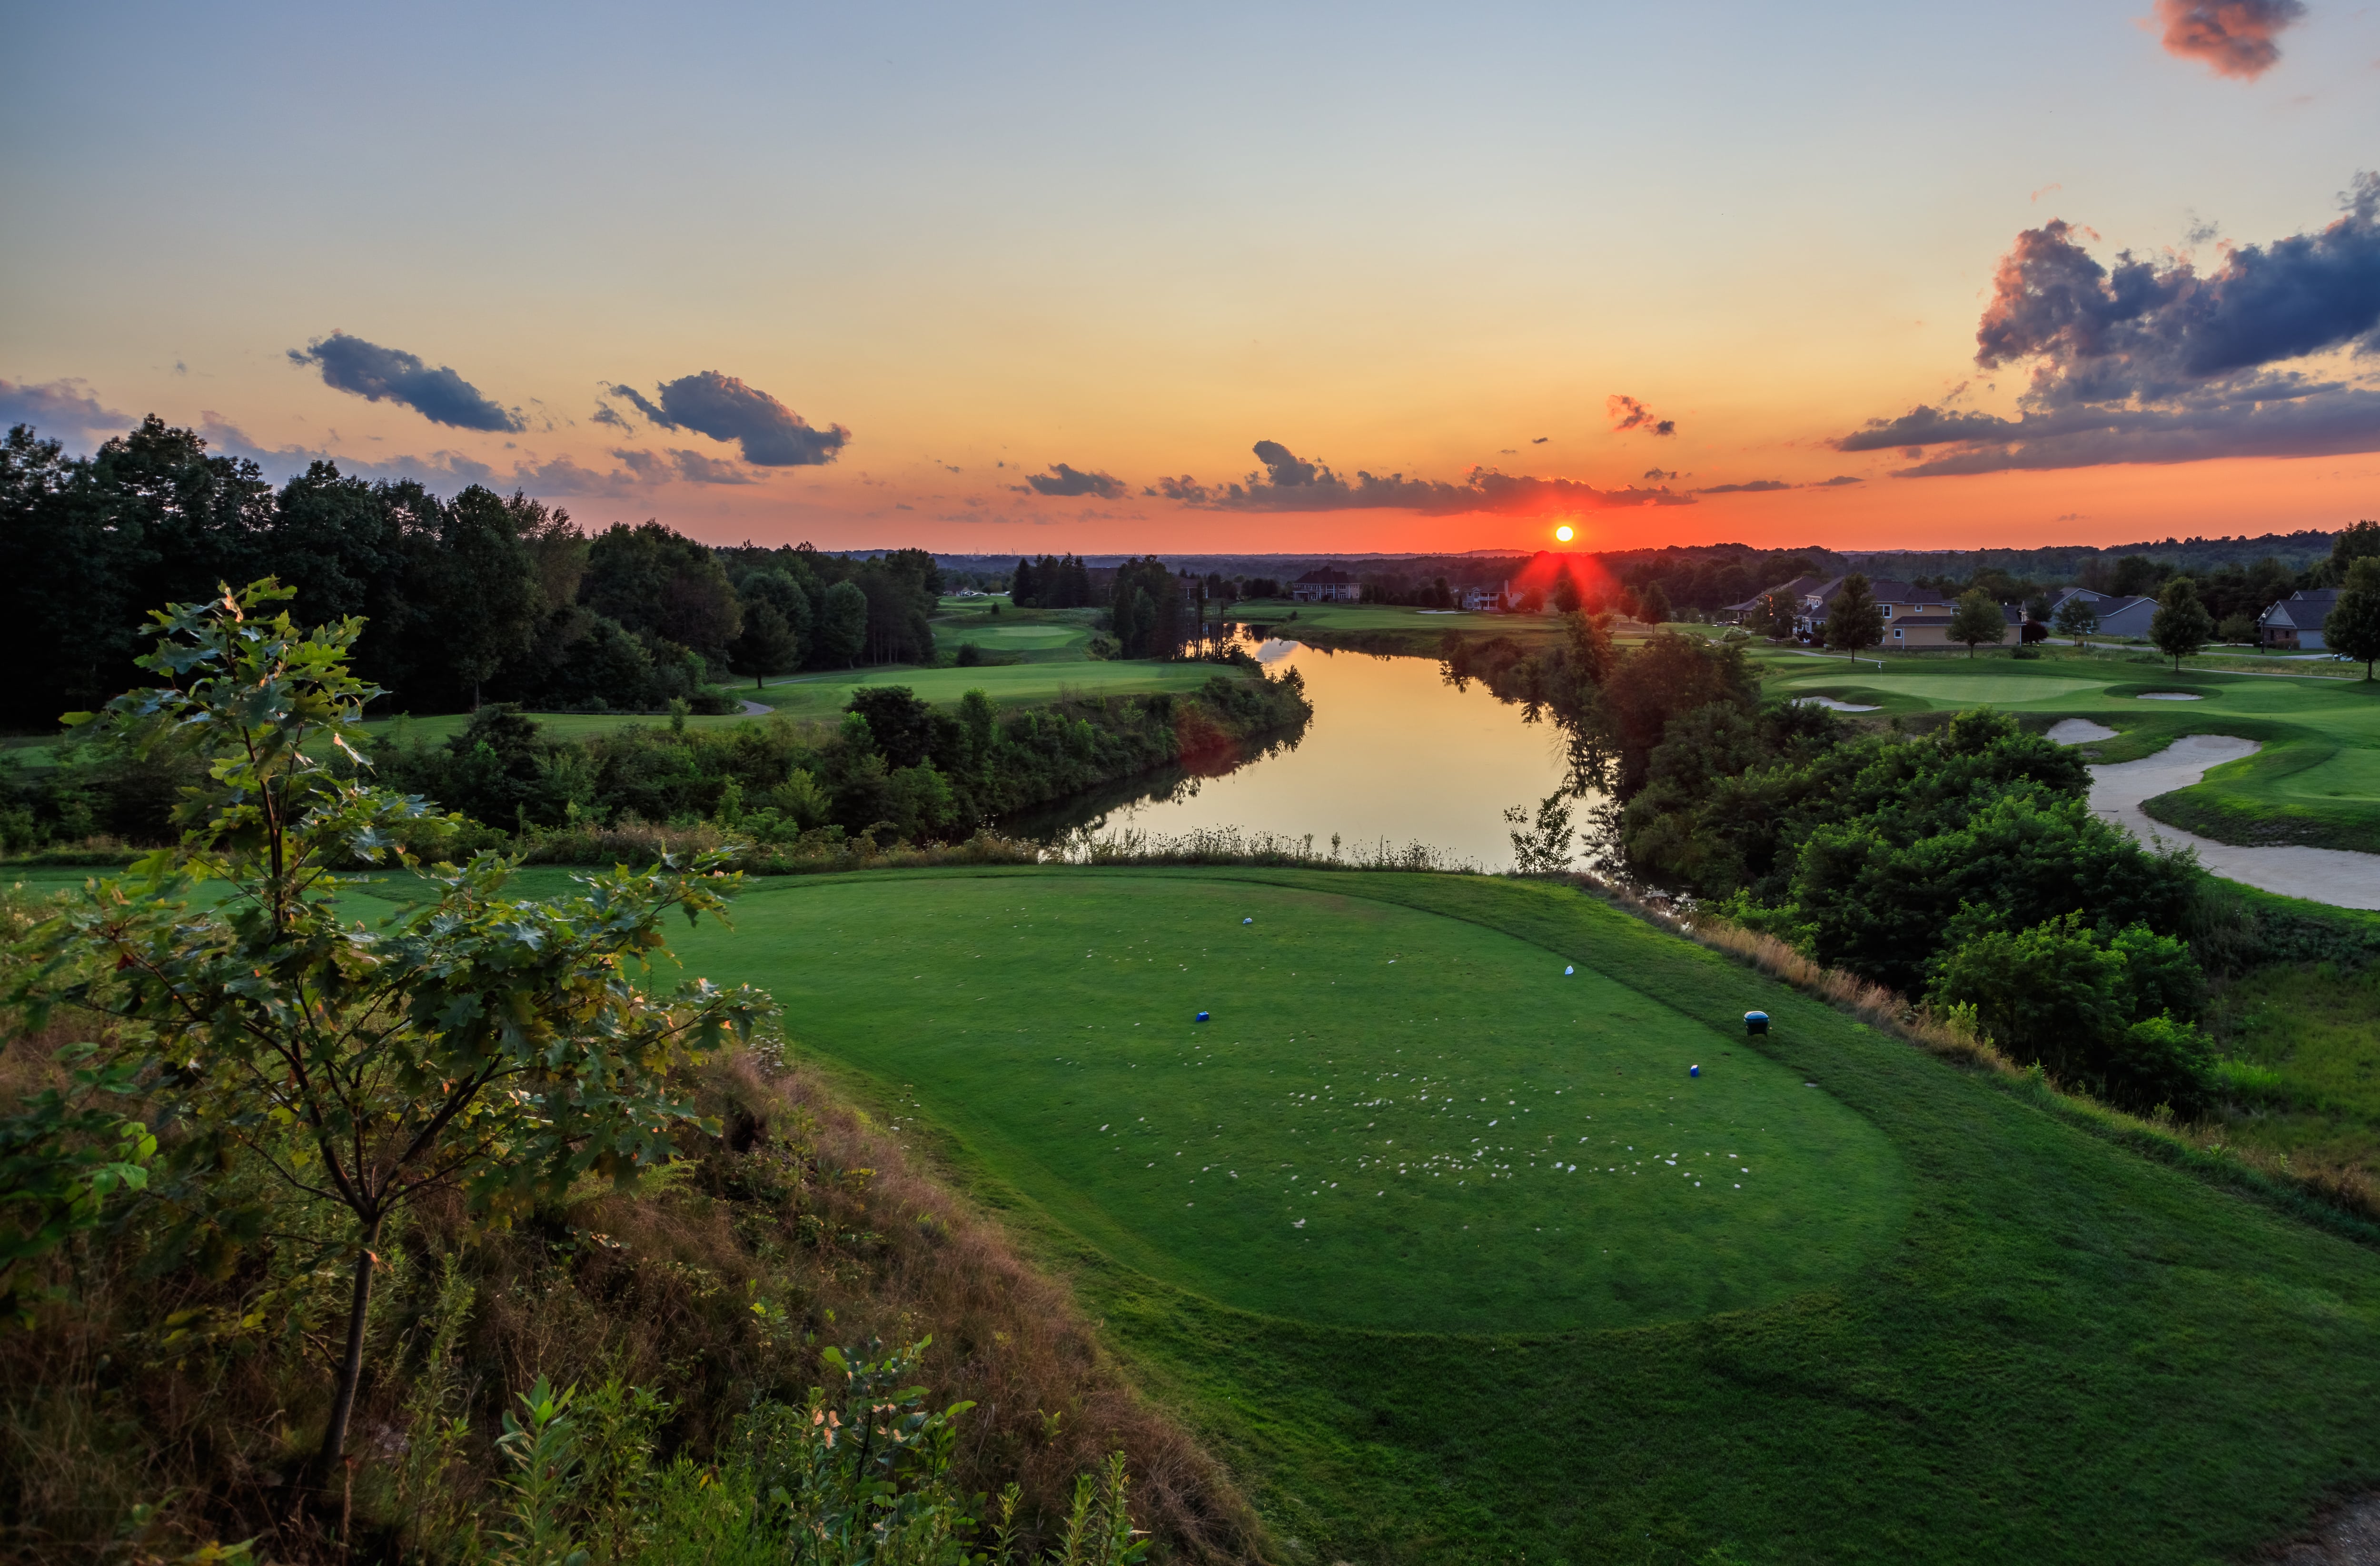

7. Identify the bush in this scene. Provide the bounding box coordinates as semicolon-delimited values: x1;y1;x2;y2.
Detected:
1927;912;2214;1112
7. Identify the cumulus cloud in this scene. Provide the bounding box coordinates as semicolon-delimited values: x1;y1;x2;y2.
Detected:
1607;395;1676;437
1018;462;1126;498
1838;172;2380;475
0;377;132;446
288;332;524;432
1155;441;1692;514
604;371;847;466
2156;0;2306;79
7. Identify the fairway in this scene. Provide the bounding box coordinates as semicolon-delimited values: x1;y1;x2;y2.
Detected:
672;871;1905;1333
746;659;1231;720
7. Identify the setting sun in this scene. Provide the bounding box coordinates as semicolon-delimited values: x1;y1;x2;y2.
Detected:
1553;524;1574;543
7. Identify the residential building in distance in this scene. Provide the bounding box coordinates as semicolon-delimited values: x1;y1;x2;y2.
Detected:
1290;566;1361;603
2260;588;2340;651
1723;575;1958;646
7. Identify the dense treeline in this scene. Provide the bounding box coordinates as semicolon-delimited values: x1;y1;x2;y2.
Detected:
0;416;946;729
1;643;1310;856
1451;619;2222;1111
384;658;1307;849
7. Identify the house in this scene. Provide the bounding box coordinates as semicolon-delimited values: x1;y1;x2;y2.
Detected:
2261;589;2340;651
1719;575;1830;625
2092;595;2160;640
1461;587;1499;612
1728;575;1958;647
2040;588;2155;640
2000;604;2050;644
1290;566;1360;604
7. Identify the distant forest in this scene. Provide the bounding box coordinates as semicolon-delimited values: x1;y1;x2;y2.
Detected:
1;417;952;729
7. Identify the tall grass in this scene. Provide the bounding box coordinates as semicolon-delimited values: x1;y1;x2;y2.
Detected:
0;1027;1262;1563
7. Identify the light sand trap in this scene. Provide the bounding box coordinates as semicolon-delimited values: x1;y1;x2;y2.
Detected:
2138;692;2203;700
2089;734;2380;910
2049;718;2118;744
1796;696;1881;712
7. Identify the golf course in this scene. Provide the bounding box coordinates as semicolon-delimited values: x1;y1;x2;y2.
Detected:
522;863;2380;1560
1715;641;2380;857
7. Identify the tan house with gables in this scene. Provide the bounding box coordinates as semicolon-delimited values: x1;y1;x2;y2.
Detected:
1726;575;1963;647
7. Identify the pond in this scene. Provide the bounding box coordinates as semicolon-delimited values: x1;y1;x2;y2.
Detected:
1012;637;1580;870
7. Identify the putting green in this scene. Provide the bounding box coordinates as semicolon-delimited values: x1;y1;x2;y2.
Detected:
949;623;1081;649
1810;672;2105;704
670;871;1908;1333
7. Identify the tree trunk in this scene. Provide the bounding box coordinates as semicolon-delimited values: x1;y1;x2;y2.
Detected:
321;1212;384;1476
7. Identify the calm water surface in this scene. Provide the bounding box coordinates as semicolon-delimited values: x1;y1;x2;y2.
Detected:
1025;639;1577;870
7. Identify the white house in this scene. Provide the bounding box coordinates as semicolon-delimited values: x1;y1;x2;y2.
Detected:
2260;589;2340;651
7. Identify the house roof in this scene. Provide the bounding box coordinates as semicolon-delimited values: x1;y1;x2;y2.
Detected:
2262;588;2339;626
1799;576;1948;607
1295;567;1356;585
1722;575;1830;612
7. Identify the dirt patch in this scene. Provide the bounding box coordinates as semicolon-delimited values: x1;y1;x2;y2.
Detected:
2264;1491;2380;1564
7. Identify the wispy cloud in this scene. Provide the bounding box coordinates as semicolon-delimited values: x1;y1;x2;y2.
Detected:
1838;172;2380;475
0;377;132;446
605;371;847;466
198;415;499;486
1607;394;1676;437
1151;440;1692;514
288;332;525;432
2156;0;2306;80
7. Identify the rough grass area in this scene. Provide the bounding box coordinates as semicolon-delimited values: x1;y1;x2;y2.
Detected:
648;865;2380;1564
1750;648;2380;853
0;1005;1259;1564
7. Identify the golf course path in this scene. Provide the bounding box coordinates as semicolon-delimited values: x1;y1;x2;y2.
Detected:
738;697;771;716
2085;734;2380;910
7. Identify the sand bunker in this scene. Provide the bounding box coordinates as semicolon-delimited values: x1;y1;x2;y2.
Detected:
2138;692;2203;700
1796;696;1881;713
2048;719;2118;744
2089;735;2380;911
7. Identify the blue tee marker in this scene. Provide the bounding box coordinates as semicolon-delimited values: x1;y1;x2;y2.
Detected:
1689;1064;1700;1078
1196;1011;1210;1022
1242;917;1253;925
1744;1011;1770;1036
1564;965;1574;976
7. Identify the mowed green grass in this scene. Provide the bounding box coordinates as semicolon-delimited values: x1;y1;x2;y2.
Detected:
1752;647;2380;852
20;860;2380;1559
744;659;1230;721
667;872;1906;1334
688;868;2380;1562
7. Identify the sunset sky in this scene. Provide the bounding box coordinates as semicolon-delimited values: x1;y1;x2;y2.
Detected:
4;1;2376;555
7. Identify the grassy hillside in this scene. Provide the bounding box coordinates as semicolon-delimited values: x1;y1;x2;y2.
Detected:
615;864;2380;1564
